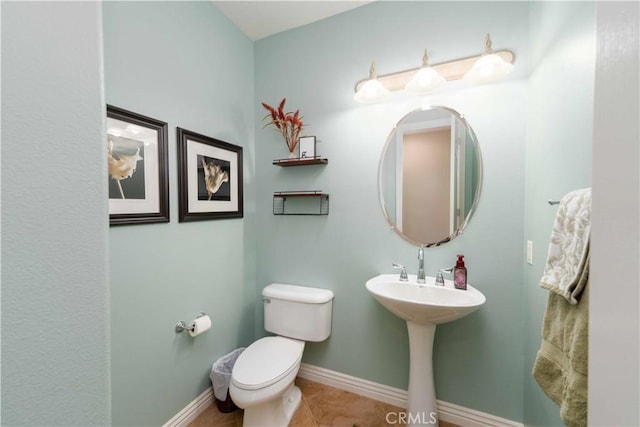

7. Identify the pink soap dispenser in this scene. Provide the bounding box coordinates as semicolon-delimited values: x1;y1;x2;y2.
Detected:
454;254;467;290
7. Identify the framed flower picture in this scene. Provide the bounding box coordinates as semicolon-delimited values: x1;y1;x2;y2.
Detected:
177;128;243;222
106;105;169;225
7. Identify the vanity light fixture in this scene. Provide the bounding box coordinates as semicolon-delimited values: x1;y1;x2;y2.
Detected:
353;62;390;104
354;34;514;103
463;34;514;84
404;49;445;95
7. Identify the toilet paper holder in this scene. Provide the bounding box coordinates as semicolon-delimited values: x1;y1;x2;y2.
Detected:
175;312;207;333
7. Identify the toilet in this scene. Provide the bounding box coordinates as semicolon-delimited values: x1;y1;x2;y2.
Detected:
229;283;334;426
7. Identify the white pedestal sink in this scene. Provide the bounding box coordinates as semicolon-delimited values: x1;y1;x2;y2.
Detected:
365;274;486;427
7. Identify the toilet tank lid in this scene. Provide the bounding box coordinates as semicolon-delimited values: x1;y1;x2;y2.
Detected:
263;284;334;304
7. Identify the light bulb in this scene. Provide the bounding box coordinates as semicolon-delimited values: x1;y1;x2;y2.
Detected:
464;53;513;84
405;49;445;94
405;67;445;94
354;62;390;104
464;34;513;84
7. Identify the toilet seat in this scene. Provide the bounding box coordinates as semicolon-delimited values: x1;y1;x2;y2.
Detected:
231;336;304;391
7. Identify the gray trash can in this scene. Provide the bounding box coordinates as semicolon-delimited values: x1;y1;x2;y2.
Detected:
210;347;245;413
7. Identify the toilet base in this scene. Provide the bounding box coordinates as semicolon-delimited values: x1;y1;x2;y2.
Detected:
242;383;301;427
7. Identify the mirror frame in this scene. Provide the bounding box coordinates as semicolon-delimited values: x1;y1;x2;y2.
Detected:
377;105;483;247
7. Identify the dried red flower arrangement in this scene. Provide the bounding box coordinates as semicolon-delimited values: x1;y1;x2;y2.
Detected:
261;98;304;155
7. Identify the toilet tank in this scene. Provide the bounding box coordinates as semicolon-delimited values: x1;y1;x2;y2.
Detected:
262;284;334;342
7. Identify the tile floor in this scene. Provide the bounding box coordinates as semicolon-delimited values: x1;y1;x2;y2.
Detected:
189;377;460;427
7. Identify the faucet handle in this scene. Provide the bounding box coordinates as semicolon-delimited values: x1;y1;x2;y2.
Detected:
435;268;454;286
392;262;409;282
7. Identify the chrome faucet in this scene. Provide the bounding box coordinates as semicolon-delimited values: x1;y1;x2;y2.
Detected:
417;245;426;284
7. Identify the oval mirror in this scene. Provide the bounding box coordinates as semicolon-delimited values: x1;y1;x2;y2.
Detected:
378;106;482;247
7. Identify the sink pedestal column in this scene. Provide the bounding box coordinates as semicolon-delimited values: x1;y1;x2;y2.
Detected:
406;321;438;427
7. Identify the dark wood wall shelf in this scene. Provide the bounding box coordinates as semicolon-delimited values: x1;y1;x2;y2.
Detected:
273;157;328;167
273;191;329;215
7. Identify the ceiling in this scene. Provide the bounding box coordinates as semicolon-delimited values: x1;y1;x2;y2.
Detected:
213;1;372;41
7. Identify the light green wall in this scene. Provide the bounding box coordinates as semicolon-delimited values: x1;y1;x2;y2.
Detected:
255;2;529;421
1;2;111;425
102;2;255;425
523;2;595;426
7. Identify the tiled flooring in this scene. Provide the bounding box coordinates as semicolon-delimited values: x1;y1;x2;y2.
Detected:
189;377;460;426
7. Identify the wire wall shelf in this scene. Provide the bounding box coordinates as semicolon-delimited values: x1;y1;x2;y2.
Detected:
273;191;329;215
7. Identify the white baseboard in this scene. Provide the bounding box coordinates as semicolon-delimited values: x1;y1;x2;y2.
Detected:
297;363;523;427
163;386;214;427
298;363;409;408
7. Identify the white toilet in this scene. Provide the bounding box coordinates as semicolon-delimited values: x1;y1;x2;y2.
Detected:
229;283;334;426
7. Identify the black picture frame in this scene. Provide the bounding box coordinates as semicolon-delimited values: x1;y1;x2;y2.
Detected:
177;128;243;222
106;105;169;225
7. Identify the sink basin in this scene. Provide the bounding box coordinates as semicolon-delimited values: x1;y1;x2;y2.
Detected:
366;274;486;325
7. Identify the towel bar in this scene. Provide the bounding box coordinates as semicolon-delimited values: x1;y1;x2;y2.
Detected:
548;200;560;205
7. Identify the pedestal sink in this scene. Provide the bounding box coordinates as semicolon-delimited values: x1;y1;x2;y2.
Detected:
365;274;486;426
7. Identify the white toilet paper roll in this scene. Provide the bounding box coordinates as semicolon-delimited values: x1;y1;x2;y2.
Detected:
188;315;211;337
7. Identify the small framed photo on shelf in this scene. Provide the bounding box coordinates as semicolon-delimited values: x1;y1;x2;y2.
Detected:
106;105;170;226
299;136;316;159
177;127;243;222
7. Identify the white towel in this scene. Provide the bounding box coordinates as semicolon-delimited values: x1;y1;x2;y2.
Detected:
540;188;591;304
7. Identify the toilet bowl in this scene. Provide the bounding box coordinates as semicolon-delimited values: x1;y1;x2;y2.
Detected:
229;336;304;425
229;283;333;427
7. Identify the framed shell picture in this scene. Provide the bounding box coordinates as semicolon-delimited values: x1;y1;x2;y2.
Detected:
106;105;169;225
177;128;243;222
